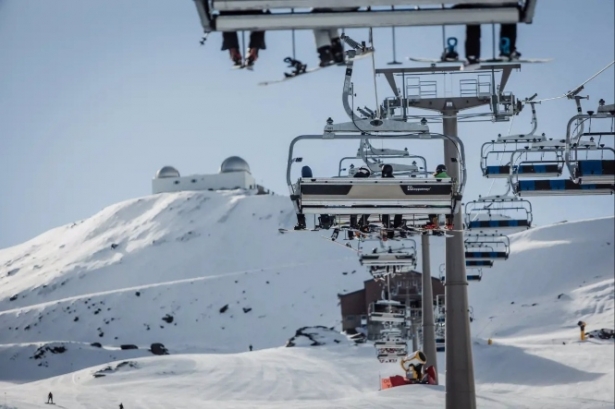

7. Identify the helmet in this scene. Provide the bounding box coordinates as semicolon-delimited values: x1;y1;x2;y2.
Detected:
381;164;394;177
357;166;371;176
435;164;447;173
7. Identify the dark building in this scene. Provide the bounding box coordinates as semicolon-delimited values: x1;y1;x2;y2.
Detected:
338;272;445;336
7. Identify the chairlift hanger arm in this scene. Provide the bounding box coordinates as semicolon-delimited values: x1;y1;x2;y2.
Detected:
340;34;374;122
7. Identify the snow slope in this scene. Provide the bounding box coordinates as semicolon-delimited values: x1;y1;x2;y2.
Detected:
0;191;364;381
0;190;613;408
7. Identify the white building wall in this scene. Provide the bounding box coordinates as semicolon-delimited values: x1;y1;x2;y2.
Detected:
152;172;256;194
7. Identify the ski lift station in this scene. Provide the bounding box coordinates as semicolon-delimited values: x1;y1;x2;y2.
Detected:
152;156;258;194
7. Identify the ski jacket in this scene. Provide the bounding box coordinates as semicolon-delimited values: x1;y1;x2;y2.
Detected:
434;171;450;178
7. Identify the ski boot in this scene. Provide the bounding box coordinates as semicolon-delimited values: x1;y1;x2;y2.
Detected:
229;48;243;67
331;37;345;64
466;55;480;65
445;214;454;230
317;46;335;67
499;50;521;61
245;48;259;67
318;214;334;230
294;214;306;230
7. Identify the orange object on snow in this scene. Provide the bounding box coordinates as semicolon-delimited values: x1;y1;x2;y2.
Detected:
380;366;437;390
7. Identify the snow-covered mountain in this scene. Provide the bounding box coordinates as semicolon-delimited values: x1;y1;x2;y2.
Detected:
0;191;365;381
0;190;613;408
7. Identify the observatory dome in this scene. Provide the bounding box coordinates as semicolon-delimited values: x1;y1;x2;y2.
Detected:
155;166;180;179
220;156;251;174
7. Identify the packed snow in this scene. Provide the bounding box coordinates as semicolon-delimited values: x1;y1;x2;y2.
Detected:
0;190;613;408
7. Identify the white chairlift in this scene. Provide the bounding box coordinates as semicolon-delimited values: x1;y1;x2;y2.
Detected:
464;194;533;233
464;234;510;261
287;120;466;219
565;104;615;185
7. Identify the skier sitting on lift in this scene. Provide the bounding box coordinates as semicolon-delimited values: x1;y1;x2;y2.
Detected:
294;165;313;230
425;165;453;230
449;2;521;64
221;10;268;68
350;166;372;233
381;164;403;233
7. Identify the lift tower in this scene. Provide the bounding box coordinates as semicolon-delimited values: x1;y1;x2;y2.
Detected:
377;63;521;409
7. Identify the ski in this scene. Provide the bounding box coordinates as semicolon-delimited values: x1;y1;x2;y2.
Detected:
278;228;320;233
259;51;374;86
231;63;254;71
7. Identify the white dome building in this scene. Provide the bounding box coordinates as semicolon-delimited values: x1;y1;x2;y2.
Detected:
151;157;257;194
220;156;251;174
155;166;181;179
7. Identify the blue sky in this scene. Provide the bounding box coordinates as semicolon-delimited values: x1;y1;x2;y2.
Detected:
1;0;614;249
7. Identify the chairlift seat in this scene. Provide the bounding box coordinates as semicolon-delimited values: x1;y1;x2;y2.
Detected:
374;341;407;348
467;274;482;281
466;260;493;268
297;177;457;215
514;179;615;197
361;253;416;266
464;251;508;260
467;219;530;230
484;164;562;179
574;160;615;184
369;312;405;323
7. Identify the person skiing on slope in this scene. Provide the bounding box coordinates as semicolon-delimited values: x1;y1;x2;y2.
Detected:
47;392;53;404
425;165;453;230
119;403;124;409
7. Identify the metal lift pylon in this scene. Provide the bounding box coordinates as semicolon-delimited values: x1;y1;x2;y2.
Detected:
374;63;521;409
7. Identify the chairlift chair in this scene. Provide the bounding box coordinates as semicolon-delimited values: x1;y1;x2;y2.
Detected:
464;234;510;261
466;269;483;282
369;300;406;323
287;123;466;220
567;133;615;185
360;251;416;266
464;195;532;233
481;142;565;179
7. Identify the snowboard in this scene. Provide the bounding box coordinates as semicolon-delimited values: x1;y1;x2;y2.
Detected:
407;56;552;71
258;51;374;86
278;228;320;234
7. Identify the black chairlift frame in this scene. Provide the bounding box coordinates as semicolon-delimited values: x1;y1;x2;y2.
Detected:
194;0;538;32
